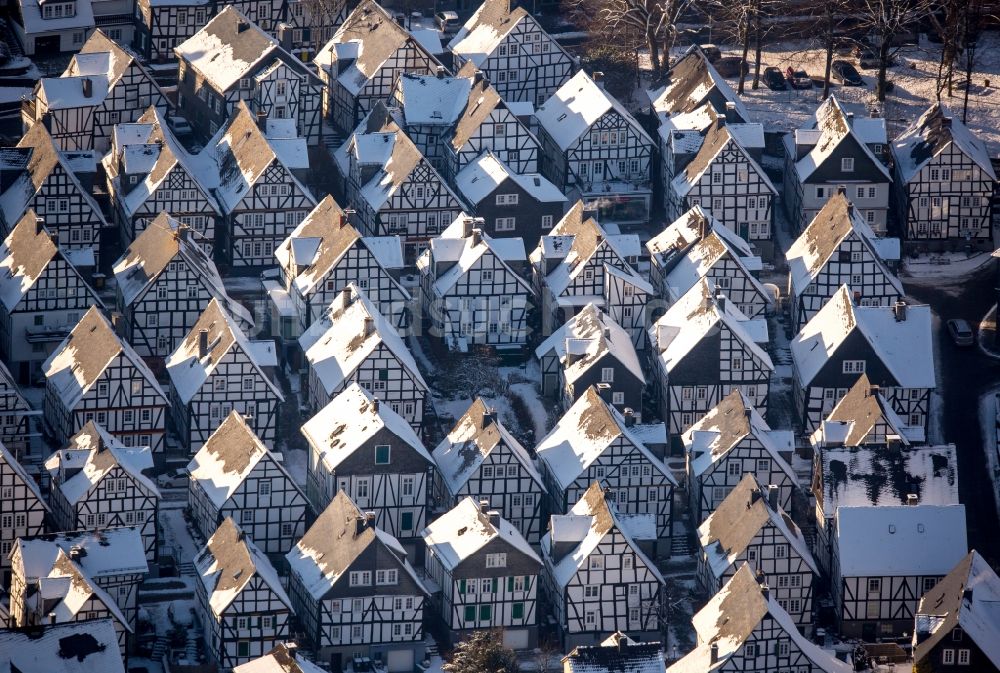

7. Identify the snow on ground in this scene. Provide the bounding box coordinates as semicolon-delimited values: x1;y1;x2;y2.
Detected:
901;251;996;282
977;390;1000;520
281;445;308;489
160;507;202;562
925;307;946;445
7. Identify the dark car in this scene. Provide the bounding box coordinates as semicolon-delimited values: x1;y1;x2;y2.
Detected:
832;60;864;86
762;66;786;90
699;43;722;63
785;67;812;89
855;43;895;69
715;57;749;77
946;319;974;347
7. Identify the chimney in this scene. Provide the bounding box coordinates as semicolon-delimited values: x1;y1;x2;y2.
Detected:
887;434;902;450
846;111;855;124
595;382;611;403
479;499;490;514
592;71;605;90
111;312;125;338
487;510;501;528
48;232;59;248
697;214;707;240
837;185;847;197
363;316;374;337
482;407;495;428
941;117;953;129
715;291;727;313
761;583;770;600
178;223;191;242
767;484;778;511
372;397;380;413
286;643;298;659
724;100;738;122
473;71;485;86
342;208;356;228
355;515;367;535
462;217;475;238
603;328;611;340
365;511;376;526
471;228;483;247
35;216;46;236
750;489;762;505
69;545;82;562
341;285;354;307
893;301;908;322
623;408;635;427
277;22;293;51
244;413;254;428
436;65;446;79
82;77;92;98
198;329;209;359
238;528;246;542
847;202;854;219
256;109;268;130
238;19;250;32
963;588;973;603
710;643;719;664
49;612;56;625
617;633;626;653
906;493;919;506
744;406;752;421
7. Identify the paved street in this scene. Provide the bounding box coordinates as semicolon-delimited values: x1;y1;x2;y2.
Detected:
906;263;1000;564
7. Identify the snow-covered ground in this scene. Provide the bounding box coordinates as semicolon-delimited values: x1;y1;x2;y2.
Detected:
902;250;996;282
977;391;1000;519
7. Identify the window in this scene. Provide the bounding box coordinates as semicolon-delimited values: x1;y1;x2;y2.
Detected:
842;360;866;374
612;391;625;405
495;217;516;231
841;157;855;172
924;577;938;593
241;510;254;524
744;643;757;658
237;641;250;657
601;367;614;383
464;605;476;622
97;381;109;397
943;649;955;665
349;571;372;586
242;376;255;391
479;604;492;621
376;569;398;585
281;522;293;537
958;649;970;665
731;357;743;370
486;553;507;568
867;578;882;593
356;478;370;499
512;602;524;619
375;445;390;464
401;476;414;497
589;557;604;570
496;194;519;206
401;512;413;531
259;480;271;496
816;186;826;199
775;544;787;558
541;215;553;229
585;611;596;626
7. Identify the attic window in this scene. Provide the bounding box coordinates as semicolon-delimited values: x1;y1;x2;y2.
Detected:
841;157;854;172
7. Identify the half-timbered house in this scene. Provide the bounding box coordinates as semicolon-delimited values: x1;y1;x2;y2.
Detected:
787;191;904;331
649;278;773;438
536;386;675;545
301;383;432;551
195;517;295;669
43;307;169;455
531;204;650;344
683;390;797;525
188;411;308;555
45;422;160;560
422;497;542;649
417;217;532;352
103;107;221;251
667;119;777;259
316;0;440;134
893;103;997;251
207;101;318;269
12;0;95;56
0;124;108;264
9;536;136;655
175;6;323;143
646;206;771;319
113;212;253;359
563;632;665;673
285;491;429;673
271;194;410;338
667;564;853;673
0;619;125;673
23;30;168;153
0;443;48;586
134;0;211;63
454;152;565;248
0;362;33;456
448;0;573;105
540;482;665;649
336;104;465;262
832;504;967;639
535;72;654;224
812;419;958;575
166;298;285;451
299;284;427;429
697;475;818;629
790;286;935;434
535;303;644;416
783;96;891;234
432;398;546;546
913;550;1000;672
390;70;475;170
235;643;330;673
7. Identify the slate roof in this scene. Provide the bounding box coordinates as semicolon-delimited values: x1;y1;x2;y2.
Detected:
449;0;530;66
893;103;997;184
794;96;889;182
812;373;912;447
421;497;541;572
647;47;751;125
671;120;775;198
563;632;665;673
235;644;329;673
0;620;125;673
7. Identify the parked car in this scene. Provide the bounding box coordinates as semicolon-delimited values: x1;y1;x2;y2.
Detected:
946;319;974;347
855;43;895;69
785;67;812;89
699;43;722;63
762;66;787;90
166;115;193;136
831;60;865;86
156;467;189;489
715;57;749;77
435;10;459;34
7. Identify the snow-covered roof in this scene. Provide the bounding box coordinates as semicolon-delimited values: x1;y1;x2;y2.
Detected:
15;528;147;581
396;72;472;126
649;278;773;376
810;373;913;448
423;219;531;297
794;96;890;182
786;192;903;298
175;6;280;91
698;474;818;580
661;226;769;306
535;386;675;492
671;120;775;198
301;382;431;472
534;303;644;387
790;286;935;389
188;411;295;510
448;0;531;66
45;421;159;505
647;47;752;125
422;497;541;572
536;71;653;152
286;491;427;600
38;76;108;110
683;390;797;484
647;205;752;266
0;619;125;673
167;298;283;404
541;482;665;589
893;103;997;184
195;517;291;617
835;504;967;577
299;283;426;397
454;151;565;205
43;307;167;411
0;442;47;512
563;633;664;673
432;398;544;497
234;644;329;673
17;0;94;35
914;551;1000;668
670;565;852;673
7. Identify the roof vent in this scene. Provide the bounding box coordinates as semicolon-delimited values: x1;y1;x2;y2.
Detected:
893;301;908;322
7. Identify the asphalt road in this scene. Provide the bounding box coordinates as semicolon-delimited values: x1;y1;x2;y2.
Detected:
906;263;1000;564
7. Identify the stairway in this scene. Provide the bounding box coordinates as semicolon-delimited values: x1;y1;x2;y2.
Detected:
178;561;196;577
773;345;792;366
670;534;694;557
151;635;169;662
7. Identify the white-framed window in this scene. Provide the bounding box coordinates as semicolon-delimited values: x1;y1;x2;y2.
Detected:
496;194;519;206
495;217;516;231
958;649;970;665
841;157;854;172
868;578;882;593
942;649;955;665
601;367;614;383
486;553;507;568
589;557;604;570
612;391;624;405
349;570;371;586
541;215;553;229
375;569;398;585
842;360;866;374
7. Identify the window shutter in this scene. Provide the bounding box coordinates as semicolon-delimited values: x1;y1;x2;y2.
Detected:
458;579;466;594
507;577;514;592
492;578;498;593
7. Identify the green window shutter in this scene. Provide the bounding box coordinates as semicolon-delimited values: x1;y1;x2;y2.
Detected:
507;576;514;592
458;579;466;594
401;512;413;531
480;604;492;621
464;605;476;622
492;578;498;593
512;602;524;620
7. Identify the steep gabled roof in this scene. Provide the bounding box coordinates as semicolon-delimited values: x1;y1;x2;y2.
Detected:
647;206;753;265
234;644;329;673
0;442;48;512
14;528;147;582
0;619;125;673
563;633;665;673
396;71;473;127
450;68;511;151
432;398;544;497
790;286;935;389
420;217;531;297
794;96;890;182
671;120;775;198
175;6;280;91
813;373;911;447
195;517;291;617
534;303;644;386
43;307;167;410
536;71;653;152
647;47;751;124
786;192;903;298
454;151;564;205
894;103;996;184
662;228;770;305
448;0;530;66
421;497;540;572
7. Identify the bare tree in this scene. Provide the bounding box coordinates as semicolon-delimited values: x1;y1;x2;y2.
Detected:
851;0;936;101
929;0;966;98
297;0;351;43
